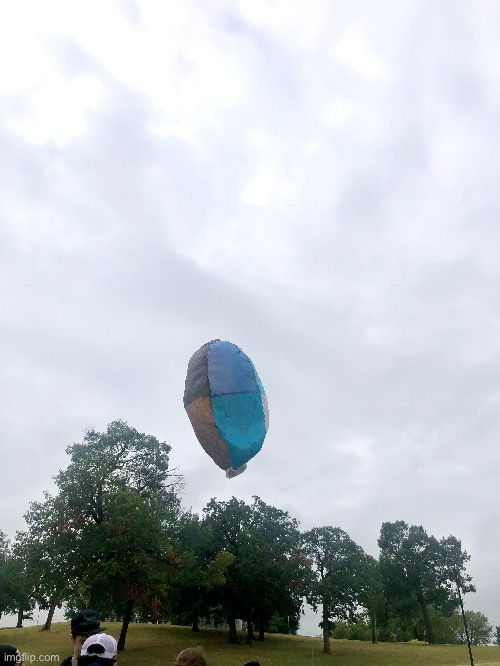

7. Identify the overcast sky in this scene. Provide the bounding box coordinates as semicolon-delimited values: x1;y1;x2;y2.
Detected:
1;0;500;637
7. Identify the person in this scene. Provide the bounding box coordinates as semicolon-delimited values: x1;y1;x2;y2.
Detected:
174;647;207;666
61;610;106;666
0;645;22;665
78;634;117;666
243;662;260;666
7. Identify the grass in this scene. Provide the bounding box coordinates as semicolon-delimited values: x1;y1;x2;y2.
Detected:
1;622;500;666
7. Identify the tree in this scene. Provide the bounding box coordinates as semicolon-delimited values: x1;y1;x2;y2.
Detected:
85;487;179;651
302;526;369;655
54;420;182;530
0;531;12;618
359;556;386;644
452;611;492;646
202;497;252;644
13;493;76;631
167;513;234;632
0;532;34;626
23;421;183;649
494;625;500;646
378;521;474;644
202;496;305;645
235;497;305;642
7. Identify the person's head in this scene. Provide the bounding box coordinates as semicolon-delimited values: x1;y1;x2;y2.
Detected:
174;647;207;666
70;610;106;661
77;634;117;666
0;645;22;665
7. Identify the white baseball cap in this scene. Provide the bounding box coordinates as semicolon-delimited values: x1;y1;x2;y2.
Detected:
80;633;117;660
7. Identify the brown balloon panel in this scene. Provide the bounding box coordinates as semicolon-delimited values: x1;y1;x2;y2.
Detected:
185;396;232;471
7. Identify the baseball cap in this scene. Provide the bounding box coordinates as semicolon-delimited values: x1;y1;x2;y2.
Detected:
80;634;117;661
0;645;21;664
71;610;106;637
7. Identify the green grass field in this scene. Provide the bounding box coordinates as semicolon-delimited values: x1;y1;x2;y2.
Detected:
1;622;500;666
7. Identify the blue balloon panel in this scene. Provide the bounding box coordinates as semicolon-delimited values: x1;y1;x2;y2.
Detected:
207;340;261;396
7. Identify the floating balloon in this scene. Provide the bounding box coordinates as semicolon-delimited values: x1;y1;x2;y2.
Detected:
184;340;268;477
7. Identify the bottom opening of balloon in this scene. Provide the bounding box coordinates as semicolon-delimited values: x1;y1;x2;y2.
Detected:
225;464;247;478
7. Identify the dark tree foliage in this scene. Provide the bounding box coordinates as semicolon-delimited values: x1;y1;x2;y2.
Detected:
15;421;183;650
302;526;370;655
167;513;233;632
202;496;306;644
359;555;387;643
14;493;75;630
235;497;305;642
0;531;34;624
378;521;474;644
202;497;253;643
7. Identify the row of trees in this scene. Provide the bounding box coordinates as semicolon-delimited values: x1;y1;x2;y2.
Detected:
331;610;494;647
0;421;487;654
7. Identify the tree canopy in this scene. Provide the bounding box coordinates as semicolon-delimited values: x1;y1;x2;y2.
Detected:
0;419;483;660
378;520;474;644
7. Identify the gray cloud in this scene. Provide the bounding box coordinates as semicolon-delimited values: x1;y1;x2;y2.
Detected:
1;0;499;635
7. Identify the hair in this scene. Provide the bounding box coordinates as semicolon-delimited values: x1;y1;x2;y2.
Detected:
78;650;114;666
174;647;207;666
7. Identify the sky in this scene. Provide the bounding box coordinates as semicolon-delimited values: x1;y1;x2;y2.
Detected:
1;0;500;638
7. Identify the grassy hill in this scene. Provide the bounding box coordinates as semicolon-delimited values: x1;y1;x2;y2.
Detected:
1;622;500;666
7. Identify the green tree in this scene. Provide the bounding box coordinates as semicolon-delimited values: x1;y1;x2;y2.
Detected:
0;533;34;626
202;497;253;644
302;526;369;655
452;611;492;646
202;496;305;645
13;493;76;630
235;497;305;642
331;617;372;641
54;420;182;532
378;521;473;644
81;487;179;650
168;513;234;632
26;421;182;649
359;556;386;644
0;531;12;618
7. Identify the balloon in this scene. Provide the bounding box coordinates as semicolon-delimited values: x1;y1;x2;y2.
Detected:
184;340;268;477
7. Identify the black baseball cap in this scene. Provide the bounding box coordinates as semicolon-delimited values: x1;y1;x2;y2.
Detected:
71;610;106;637
0;645;21;664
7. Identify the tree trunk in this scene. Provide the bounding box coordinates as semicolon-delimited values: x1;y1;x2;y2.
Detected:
88;583;101;610
322;605;331;655
258;614;265;641
227;610;239;644
118;599;134;652
418;597;436;644
414;626;424;641
370;609;377;644
16;610;24;629
246;619;255;644
191;612;200;632
42;598;58;631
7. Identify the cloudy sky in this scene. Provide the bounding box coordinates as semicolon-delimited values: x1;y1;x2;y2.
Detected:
2;0;500;637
